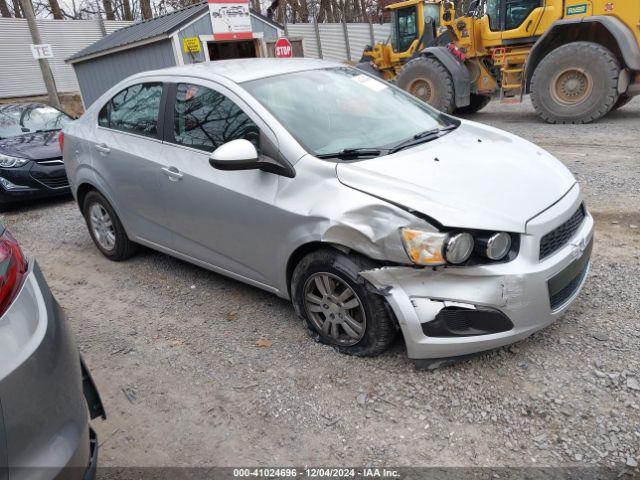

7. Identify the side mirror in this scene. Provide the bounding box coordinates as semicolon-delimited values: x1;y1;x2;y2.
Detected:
209;139;295;178
209;138;258;167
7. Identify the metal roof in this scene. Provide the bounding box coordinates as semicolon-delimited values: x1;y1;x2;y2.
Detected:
67;2;283;64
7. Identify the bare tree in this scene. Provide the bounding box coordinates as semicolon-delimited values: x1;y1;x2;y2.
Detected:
102;0;114;18
12;0;22;16
0;0;10;16
48;0;63;18
121;0;132;19
139;0;151;18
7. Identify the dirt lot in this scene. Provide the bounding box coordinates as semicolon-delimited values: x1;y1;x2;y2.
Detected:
2;98;639;470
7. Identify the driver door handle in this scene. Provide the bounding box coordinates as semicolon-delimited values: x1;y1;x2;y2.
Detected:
162;166;183;181
94;143;110;154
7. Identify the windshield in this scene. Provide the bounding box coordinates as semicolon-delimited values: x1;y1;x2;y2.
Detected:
0;104;72;139
242;67;450;157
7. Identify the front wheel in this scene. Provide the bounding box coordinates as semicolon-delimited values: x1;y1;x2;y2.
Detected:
530;42;620;124
395;56;456;113
291;249;397;357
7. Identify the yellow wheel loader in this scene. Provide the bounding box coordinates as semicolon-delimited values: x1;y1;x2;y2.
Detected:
358;0;640;123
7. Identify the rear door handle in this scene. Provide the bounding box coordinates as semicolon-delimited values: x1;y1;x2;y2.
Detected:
162;166;183;181
94;143;110;154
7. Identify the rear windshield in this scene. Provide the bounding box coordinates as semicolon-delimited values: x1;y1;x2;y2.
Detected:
242;67;449;157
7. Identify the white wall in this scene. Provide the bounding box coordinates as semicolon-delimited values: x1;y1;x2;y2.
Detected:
287;22;390;62
0;18;132;99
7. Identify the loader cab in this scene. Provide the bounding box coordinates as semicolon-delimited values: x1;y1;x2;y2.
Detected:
389;0;442;54
474;0;548;46
485;0;542;32
391;5;419;52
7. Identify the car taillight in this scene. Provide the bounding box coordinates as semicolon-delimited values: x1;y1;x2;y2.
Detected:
58;131;64;153
0;229;28;317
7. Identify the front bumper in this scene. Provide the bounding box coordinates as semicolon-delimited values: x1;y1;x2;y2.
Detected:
361;186;595;360
0;262;102;480
0;161;70;204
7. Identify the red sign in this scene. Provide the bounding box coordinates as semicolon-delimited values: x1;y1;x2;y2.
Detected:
274;37;293;58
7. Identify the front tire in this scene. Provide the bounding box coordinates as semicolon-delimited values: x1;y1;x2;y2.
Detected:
83;191;137;261
395;56;456;113
291;249;397;357
530;42;620;124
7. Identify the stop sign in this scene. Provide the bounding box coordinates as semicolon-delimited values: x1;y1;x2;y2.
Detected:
274;37;293;58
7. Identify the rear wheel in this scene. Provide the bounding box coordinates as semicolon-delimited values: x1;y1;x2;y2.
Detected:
454;94;491;115
531;42;620;124
395;56;456;113
291;249;397;357
83;191;137;261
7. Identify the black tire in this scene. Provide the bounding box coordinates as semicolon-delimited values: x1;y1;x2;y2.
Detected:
395;56;456;113
612;93;633;111
290;248;397;357
530;42;620;124
454;93;491;115
83;191;137;261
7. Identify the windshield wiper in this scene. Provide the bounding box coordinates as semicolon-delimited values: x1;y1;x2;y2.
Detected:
389;124;458;154
316;148;382;160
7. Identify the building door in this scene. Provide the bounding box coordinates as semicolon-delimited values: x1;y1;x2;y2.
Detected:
208;40;258;60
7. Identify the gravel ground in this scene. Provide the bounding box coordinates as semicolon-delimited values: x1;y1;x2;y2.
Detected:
2;98;639;470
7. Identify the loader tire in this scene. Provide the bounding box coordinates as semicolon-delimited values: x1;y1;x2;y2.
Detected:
530;42;620;124
395;56;455;113
454;94;491;115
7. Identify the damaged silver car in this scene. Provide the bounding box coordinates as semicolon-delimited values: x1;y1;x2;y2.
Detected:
62;58;594;361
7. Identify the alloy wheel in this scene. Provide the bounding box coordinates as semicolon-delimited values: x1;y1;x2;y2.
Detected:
89;203;116;251
303;272;366;346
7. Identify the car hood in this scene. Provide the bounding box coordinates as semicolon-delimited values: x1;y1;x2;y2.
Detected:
336;121;576;233
0;131;62;161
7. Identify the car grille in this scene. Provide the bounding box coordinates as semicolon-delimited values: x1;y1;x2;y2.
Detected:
549;260;589;311
35;157;64;165
35;176;69;189
539;204;585;260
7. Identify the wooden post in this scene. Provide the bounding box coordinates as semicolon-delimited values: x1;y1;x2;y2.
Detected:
313;3;323;59
19;0;61;109
340;0;351;62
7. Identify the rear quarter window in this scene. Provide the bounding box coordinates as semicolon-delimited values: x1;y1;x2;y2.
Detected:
98;83;162;138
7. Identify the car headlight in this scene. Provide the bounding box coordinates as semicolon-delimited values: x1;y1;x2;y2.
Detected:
478;232;512;260
402;228;515;266
444;232;474;264
400;228;447;266
0;154;29;168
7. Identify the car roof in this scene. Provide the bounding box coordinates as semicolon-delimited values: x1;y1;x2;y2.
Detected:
133;58;344;84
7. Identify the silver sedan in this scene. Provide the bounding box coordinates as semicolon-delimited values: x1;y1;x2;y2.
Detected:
62;59;593;361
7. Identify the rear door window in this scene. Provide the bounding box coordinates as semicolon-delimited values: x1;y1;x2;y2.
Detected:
98;83;162;138
171;83;259;153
